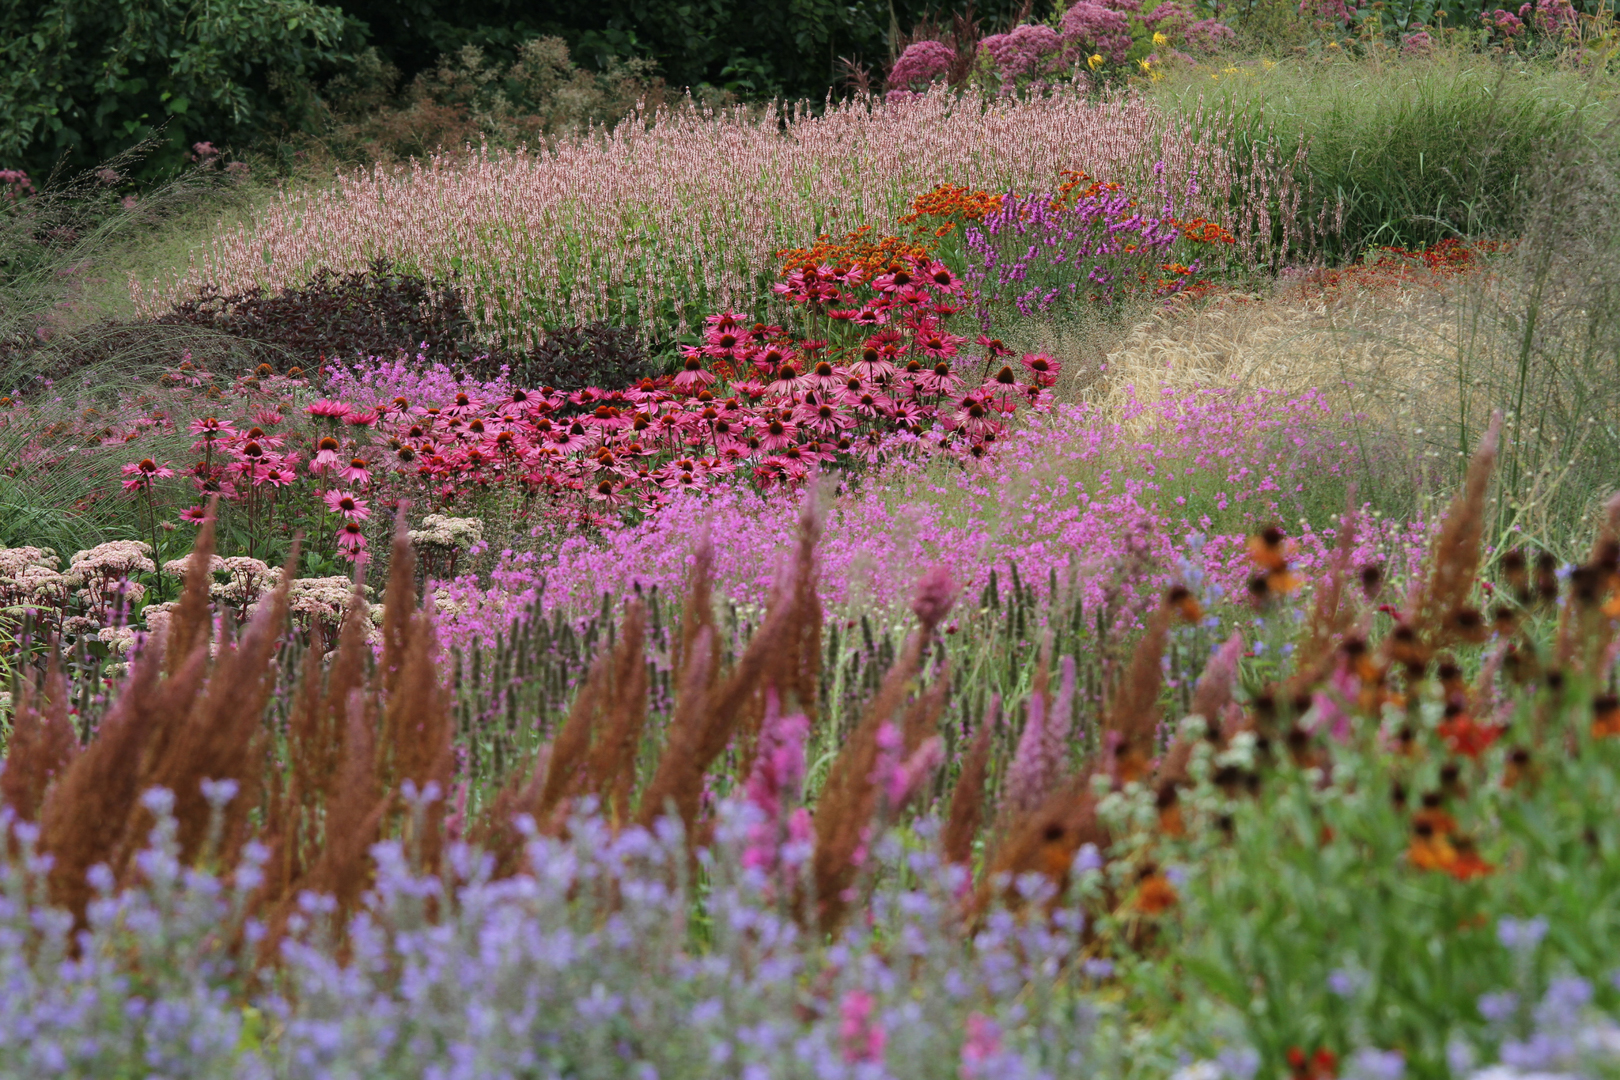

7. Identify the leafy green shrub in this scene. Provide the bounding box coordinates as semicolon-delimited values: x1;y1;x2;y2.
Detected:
311;37;682;166
0;0;353;178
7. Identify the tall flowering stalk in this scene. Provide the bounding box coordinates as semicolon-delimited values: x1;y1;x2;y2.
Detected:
963;163;1233;330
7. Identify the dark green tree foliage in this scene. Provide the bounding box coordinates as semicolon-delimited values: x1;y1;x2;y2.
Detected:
1;0;354;177
333;0;1040;100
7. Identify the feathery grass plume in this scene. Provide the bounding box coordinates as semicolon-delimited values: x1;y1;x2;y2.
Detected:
537;652;606;822
163;498;218;676
744;490;825;775
0;650;78;823
305;596;372;805
260;691;389;962
583;599;650;823
382;609;455;871
812;564;955;932
1285;506;1361;696
1105;602;1174;786
979;775;1105;914
38;635;208;921
1003;652;1076;818
1407;412;1502;649
376;503;417;703
638;505;821;836
1555;491;1620;674
942;697;997;868
127;544;296;869
634;622;718;835
673;524;717;694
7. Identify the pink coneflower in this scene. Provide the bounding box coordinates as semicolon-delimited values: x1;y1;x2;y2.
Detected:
336;520;367;561
306;399;352;420
188;416;237;438
179;505;209;524
765;362;810;398
795;398;855;435
871;264;917;293
1021;351;1061;387
310;437;343;473
805;360;843;395
915;362;961;396
758;414;800;452
588;478;630;505
120;458;174;491
851;306;889;328
323;490;370;519
924;260;960;292
847;348;897;383
672;355;717;394
915;330;963;361
844;388;893;420
976;334;1013;358
343;410;378;428
442;392;481;419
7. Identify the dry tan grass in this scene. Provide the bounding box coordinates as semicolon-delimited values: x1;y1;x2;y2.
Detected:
1086;277;1472;431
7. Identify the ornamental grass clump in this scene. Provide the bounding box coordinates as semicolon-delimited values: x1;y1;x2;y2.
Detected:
2;431;1620;1075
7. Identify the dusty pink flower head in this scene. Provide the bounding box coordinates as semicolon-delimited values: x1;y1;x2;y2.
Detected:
961;1012;1004;1077
911;563;958;629
888;40;955;90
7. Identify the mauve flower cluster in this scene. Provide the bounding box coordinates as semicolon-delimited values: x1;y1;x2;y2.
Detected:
1;786;1107;1079
427;384;1432;648
963;164;1230;324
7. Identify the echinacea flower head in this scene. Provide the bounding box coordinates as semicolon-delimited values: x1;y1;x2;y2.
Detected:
121;458;175;491
339;458;372;485
1021;352;1061;386
311;437;343;472
179;505;209;524
323;490;370;519
336;520;368;560
188;416;236;438
306;399;352;419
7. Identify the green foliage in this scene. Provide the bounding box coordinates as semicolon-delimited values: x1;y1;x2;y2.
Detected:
1170;691;1620;1080
329;0;1045;101
0;0;354;178
1163;54;1620;258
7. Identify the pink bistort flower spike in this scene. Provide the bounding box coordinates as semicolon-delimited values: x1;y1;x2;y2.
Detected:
838;990;887;1064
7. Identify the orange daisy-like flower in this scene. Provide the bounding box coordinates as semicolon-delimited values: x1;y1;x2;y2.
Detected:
1437;713;1502;759
1134;874;1178;914
1593;695;1620;738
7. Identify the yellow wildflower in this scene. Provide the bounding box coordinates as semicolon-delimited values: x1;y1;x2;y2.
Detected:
1088;53;1105;70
